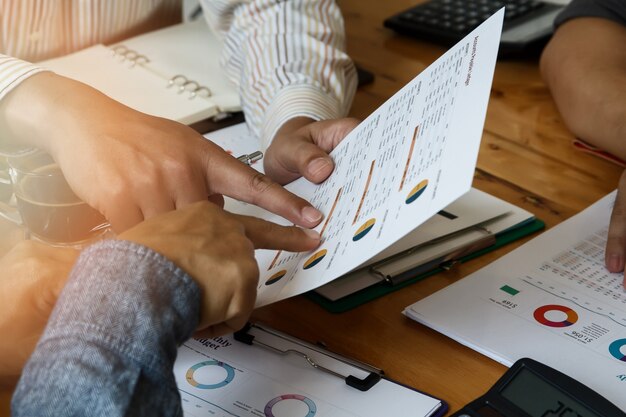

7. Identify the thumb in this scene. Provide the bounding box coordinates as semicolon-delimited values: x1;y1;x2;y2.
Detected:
265;136;335;184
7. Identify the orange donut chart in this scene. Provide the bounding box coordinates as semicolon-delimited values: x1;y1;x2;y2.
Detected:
533;304;578;328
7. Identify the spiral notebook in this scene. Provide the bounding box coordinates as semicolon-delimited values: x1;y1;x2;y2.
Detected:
38;19;241;125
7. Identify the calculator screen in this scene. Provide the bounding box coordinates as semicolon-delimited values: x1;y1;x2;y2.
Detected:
500;368;601;417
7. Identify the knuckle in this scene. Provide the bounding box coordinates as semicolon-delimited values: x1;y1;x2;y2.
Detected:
247;172;275;197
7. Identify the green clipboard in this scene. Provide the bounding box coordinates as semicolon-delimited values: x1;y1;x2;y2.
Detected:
305;218;545;313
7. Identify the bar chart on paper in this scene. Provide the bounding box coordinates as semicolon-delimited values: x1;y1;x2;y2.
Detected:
405;192;626;409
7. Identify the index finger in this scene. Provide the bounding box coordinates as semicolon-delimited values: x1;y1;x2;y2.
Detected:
606;171;626;288
204;147;323;228
232;214;321;252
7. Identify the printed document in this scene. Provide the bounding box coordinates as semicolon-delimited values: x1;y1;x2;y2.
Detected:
208;10;504;307
405;192;626;409
174;333;442;417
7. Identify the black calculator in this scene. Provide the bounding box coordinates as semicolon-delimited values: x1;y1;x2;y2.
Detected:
384;0;565;56
451;358;624;417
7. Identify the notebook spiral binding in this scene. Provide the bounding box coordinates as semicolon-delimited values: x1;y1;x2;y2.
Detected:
111;45;213;100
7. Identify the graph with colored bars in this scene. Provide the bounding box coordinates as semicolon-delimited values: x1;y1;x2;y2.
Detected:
397;46;464;197
260;49;466;279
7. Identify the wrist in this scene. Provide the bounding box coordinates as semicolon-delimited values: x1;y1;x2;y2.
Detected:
0;72;124;158
272;117;316;143
0;72;67;153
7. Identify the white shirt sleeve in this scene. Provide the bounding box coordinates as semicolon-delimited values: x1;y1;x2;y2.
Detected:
200;0;358;148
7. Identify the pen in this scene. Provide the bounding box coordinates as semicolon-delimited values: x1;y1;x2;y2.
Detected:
236;151;263;166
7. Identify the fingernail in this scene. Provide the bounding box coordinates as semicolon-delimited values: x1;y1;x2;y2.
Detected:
307;157;332;177
302;206;323;224
607;253;624;272
302;228;321;241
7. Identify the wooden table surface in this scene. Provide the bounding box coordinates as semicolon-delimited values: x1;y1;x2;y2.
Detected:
0;1;622;415
250;0;621;414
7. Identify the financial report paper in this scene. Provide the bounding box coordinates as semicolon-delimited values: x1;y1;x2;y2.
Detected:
405;192;626;409
209;10;504;307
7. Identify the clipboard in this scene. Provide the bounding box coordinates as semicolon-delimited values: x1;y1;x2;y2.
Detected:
306;218;545;313
174;323;447;417
234;323;383;392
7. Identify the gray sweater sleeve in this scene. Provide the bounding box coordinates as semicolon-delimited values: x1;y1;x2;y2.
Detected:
555;0;626;27
11;239;201;417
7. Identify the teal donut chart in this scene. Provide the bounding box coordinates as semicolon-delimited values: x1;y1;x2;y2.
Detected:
185;360;235;389
264;394;316;417
609;339;626;362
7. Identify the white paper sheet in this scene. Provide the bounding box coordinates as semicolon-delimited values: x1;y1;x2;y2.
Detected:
205;11;504;307
405;192;626;409
174;334;442;417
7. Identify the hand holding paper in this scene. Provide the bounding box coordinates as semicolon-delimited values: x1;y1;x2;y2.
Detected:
264;117;360;185
214;10;505;307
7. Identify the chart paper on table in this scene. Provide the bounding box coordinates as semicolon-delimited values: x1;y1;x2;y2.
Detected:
212;10;504;307
405;191;626;409
174;335;443;417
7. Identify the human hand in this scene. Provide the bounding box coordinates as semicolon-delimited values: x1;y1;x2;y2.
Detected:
263;117;360;185
0;241;78;387
119;200;321;338
0;73;324;233
606;170;626;288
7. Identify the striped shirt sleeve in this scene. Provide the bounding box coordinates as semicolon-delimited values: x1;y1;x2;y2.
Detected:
200;0;358;148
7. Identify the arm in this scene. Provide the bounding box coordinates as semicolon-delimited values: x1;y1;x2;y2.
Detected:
0;242;77;387
540;0;626;287
11;240;201;417
11;202;321;416
540;8;626;161
0;68;323;232
201;0;360;184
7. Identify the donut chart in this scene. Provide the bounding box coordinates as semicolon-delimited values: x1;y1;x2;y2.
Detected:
609;339;626;362
265;270;287;286
353;218;376;241
264;394;316;417
405;179;428;204
533;304;578;328
303;249;327;270
186;360;235;389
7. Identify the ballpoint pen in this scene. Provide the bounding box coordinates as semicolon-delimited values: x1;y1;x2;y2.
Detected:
236;151;263;166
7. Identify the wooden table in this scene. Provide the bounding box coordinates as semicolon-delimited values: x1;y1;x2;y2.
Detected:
0;0;622;415
251;0;621;414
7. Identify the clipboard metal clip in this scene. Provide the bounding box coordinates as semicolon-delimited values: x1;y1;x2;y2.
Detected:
234;323;383;391
370;225;497;286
